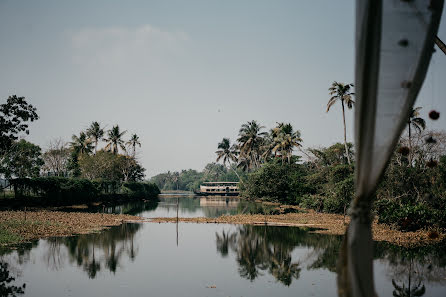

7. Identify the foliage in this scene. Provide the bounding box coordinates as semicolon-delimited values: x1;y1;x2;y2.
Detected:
42;138;70;176
104;125;126;154
326;82;355;164
8;177;159;205
0;95;38;154
86;121;104;154
240;160;307;204
0;140;43;179
78;150;145;182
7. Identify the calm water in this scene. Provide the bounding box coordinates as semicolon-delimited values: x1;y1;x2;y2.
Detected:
1;196;445;297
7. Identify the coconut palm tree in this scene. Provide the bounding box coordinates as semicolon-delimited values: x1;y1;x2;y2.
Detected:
104;125;126;154
327;82;355;164
126;134;141;157
86;121;104;154
216;138;240;179
270;123;302;164
70;132;94;154
237;120;267;170
407;107;426;164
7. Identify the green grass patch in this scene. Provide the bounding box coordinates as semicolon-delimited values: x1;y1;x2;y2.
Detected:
0;223;24;245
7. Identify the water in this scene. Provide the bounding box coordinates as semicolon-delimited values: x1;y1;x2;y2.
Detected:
1;196;445;297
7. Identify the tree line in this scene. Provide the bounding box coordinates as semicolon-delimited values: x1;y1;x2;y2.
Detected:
0;95;159;204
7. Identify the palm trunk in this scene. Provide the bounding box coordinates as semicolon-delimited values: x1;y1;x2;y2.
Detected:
342;101;351;165
408;122;412;166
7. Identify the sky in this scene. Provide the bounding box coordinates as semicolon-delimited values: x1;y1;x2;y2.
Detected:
1;0;446;178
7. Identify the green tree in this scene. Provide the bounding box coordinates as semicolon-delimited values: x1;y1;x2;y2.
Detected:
0;95;39;155
326;82;355;164
269;123;302;164
407;107;426;164
86;121;104;154
70;132;94;155
216;138;240;179
237;120;267;170
0;140;43;178
105;125;126;155
126;134;141;157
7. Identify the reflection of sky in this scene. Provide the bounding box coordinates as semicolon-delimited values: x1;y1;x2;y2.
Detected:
141;196;240;218
2;223;446;297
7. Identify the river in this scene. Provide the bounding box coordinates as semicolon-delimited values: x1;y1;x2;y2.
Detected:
1;195;445;297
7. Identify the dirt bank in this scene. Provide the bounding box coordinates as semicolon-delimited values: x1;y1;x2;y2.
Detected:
0;210;142;246
149;209;444;247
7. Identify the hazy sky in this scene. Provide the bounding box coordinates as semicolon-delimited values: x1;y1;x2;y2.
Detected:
1;0;446;178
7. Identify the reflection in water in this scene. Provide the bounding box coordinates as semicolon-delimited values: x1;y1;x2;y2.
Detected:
43;223;142;278
216;225;446;293
0;261;25;297
216;226;313;286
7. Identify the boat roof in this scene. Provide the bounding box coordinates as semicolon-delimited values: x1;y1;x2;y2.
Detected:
201;182;239;184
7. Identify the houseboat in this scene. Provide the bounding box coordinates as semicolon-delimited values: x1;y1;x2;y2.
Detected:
196;182;239;196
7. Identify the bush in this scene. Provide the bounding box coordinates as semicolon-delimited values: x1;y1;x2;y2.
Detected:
240;161;306;204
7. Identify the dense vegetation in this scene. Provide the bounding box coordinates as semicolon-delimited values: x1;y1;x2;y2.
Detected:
0;96;159;205
150;163;245;191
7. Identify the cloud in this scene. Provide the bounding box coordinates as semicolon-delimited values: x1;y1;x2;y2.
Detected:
71;25;189;67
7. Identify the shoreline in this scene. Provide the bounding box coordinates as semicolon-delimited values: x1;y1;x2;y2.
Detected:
148;210;445;247
0;210;143;246
1;208;443;248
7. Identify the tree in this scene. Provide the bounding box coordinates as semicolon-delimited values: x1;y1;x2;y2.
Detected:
269;123;302;164
237;121;267;170
0;95;38;154
126;134;141;157
42;138;70;176
105;125;126;155
86;121;104;154
407;107;426;164
70;132;94;155
326;82;355;164
0;140;43;178
216;138;240;179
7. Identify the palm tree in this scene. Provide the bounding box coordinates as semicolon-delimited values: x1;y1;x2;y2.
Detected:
126;134;141;157
104;125;126;154
216;138;240;179
269;123;302;164
70;132;94;154
86;121;104;154
407;107;426;164
237;120;267;170
327;82;355;164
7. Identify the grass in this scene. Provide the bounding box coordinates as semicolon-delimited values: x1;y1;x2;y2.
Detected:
0;221;26;245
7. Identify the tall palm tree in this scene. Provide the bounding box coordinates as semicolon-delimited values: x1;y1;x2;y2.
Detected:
216;138;240;179
269;123;302;164
237;120;267;170
126;133;141;157
104;125;126;154
327;82;355;164
86;121;104;154
70;132;94;154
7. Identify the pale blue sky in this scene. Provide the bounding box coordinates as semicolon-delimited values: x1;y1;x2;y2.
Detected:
1;0;445;177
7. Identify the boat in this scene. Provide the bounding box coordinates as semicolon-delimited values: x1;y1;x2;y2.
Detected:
195;182;239;196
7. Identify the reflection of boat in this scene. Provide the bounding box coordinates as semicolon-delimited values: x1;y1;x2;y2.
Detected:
195;182;239;196
199;197;240;207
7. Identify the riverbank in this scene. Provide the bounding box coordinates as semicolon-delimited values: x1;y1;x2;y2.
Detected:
149;209;445;247
0;210;143;246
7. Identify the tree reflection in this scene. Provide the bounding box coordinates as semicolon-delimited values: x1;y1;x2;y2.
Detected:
216;226;302;286
0;261;25;297
216;225;446;292
45;222;142;278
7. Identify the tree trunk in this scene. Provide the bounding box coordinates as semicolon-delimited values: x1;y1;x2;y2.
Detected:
408;121;412;166
342;101;351;165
